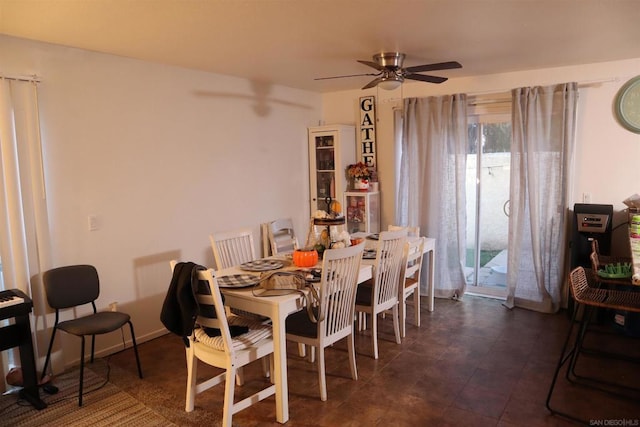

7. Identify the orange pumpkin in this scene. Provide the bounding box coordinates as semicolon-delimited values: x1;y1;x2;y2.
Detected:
293;249;319;267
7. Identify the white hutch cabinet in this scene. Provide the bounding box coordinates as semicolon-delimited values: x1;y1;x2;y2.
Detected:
308;125;355;214
344;191;380;234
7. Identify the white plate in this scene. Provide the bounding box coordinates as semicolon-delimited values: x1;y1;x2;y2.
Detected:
239;259;284;272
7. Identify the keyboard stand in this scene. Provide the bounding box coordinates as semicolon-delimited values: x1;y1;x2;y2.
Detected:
0;289;46;410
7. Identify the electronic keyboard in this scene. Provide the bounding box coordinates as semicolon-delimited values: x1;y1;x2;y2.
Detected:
0;289;26;310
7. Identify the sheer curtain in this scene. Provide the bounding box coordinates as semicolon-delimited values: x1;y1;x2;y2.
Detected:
505;83;577;312
0;77;51;387
398;95;468;298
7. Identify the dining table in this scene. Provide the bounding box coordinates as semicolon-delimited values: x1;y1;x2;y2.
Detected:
215;256;372;424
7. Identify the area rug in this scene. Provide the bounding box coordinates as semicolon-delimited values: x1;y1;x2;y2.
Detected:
104;362;225;427
0;360;175;427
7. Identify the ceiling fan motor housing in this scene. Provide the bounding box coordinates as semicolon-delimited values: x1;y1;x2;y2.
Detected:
374;52;405;70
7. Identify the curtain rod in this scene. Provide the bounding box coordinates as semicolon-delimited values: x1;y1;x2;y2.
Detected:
391;77;620;110
0;73;41;83
465;77;618;98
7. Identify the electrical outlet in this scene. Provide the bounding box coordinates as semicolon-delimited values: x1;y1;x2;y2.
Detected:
109;302;117;312
583;193;591;203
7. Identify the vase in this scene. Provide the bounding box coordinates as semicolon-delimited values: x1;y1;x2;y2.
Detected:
293;249;319;267
354;179;369;190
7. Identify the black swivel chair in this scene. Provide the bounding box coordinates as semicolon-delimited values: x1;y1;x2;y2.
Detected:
41;264;143;406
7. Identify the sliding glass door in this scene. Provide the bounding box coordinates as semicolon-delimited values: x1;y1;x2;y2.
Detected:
465;118;511;298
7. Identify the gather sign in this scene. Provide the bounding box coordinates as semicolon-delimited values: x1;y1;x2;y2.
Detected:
359;96;376;168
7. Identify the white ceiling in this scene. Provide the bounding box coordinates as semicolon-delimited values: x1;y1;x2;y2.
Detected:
2;0;640;93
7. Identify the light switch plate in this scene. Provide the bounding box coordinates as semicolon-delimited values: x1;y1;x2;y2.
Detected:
88;215;99;231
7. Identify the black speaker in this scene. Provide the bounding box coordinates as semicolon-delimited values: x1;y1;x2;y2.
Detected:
570;203;613;269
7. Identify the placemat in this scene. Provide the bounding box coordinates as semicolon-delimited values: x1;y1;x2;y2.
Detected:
363;250;377;260
239;259;284;272
216;274;260;288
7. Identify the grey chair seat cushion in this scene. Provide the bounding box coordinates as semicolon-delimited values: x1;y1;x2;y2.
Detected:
58;311;130;336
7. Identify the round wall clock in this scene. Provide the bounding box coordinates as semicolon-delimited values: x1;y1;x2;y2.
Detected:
615;75;640;133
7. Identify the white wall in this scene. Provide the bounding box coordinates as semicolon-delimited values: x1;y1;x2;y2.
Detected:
322;58;640;255
1;35;322;368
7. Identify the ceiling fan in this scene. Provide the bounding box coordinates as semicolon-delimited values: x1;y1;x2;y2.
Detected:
315;52;462;90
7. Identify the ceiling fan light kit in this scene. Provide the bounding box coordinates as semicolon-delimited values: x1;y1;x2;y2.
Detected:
315;52;462;90
378;75;404;91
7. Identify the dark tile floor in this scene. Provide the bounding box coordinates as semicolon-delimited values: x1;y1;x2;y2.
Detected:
107;295;640;426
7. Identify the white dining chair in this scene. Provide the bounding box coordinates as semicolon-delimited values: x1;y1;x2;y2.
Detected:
170;261;275;427
285;242;365;401
388;224;420;237
355;229;407;359
210;228;256;270
266;218;299;256
397;237;425;337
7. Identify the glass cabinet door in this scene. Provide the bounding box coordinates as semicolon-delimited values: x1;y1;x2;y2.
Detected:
308;125;355;215
314;135;336;212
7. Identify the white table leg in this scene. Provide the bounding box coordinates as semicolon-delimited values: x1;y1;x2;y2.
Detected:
428;249;435;312
423;238;436;312
272;308;289;423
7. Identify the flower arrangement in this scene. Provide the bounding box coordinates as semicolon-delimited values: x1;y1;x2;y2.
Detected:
346;162;371;181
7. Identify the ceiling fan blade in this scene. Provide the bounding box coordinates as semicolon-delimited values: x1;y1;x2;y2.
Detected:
357;60;385;71
405;74;448;84
405;61;462;73
314;72;379;81
362;77;383;90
